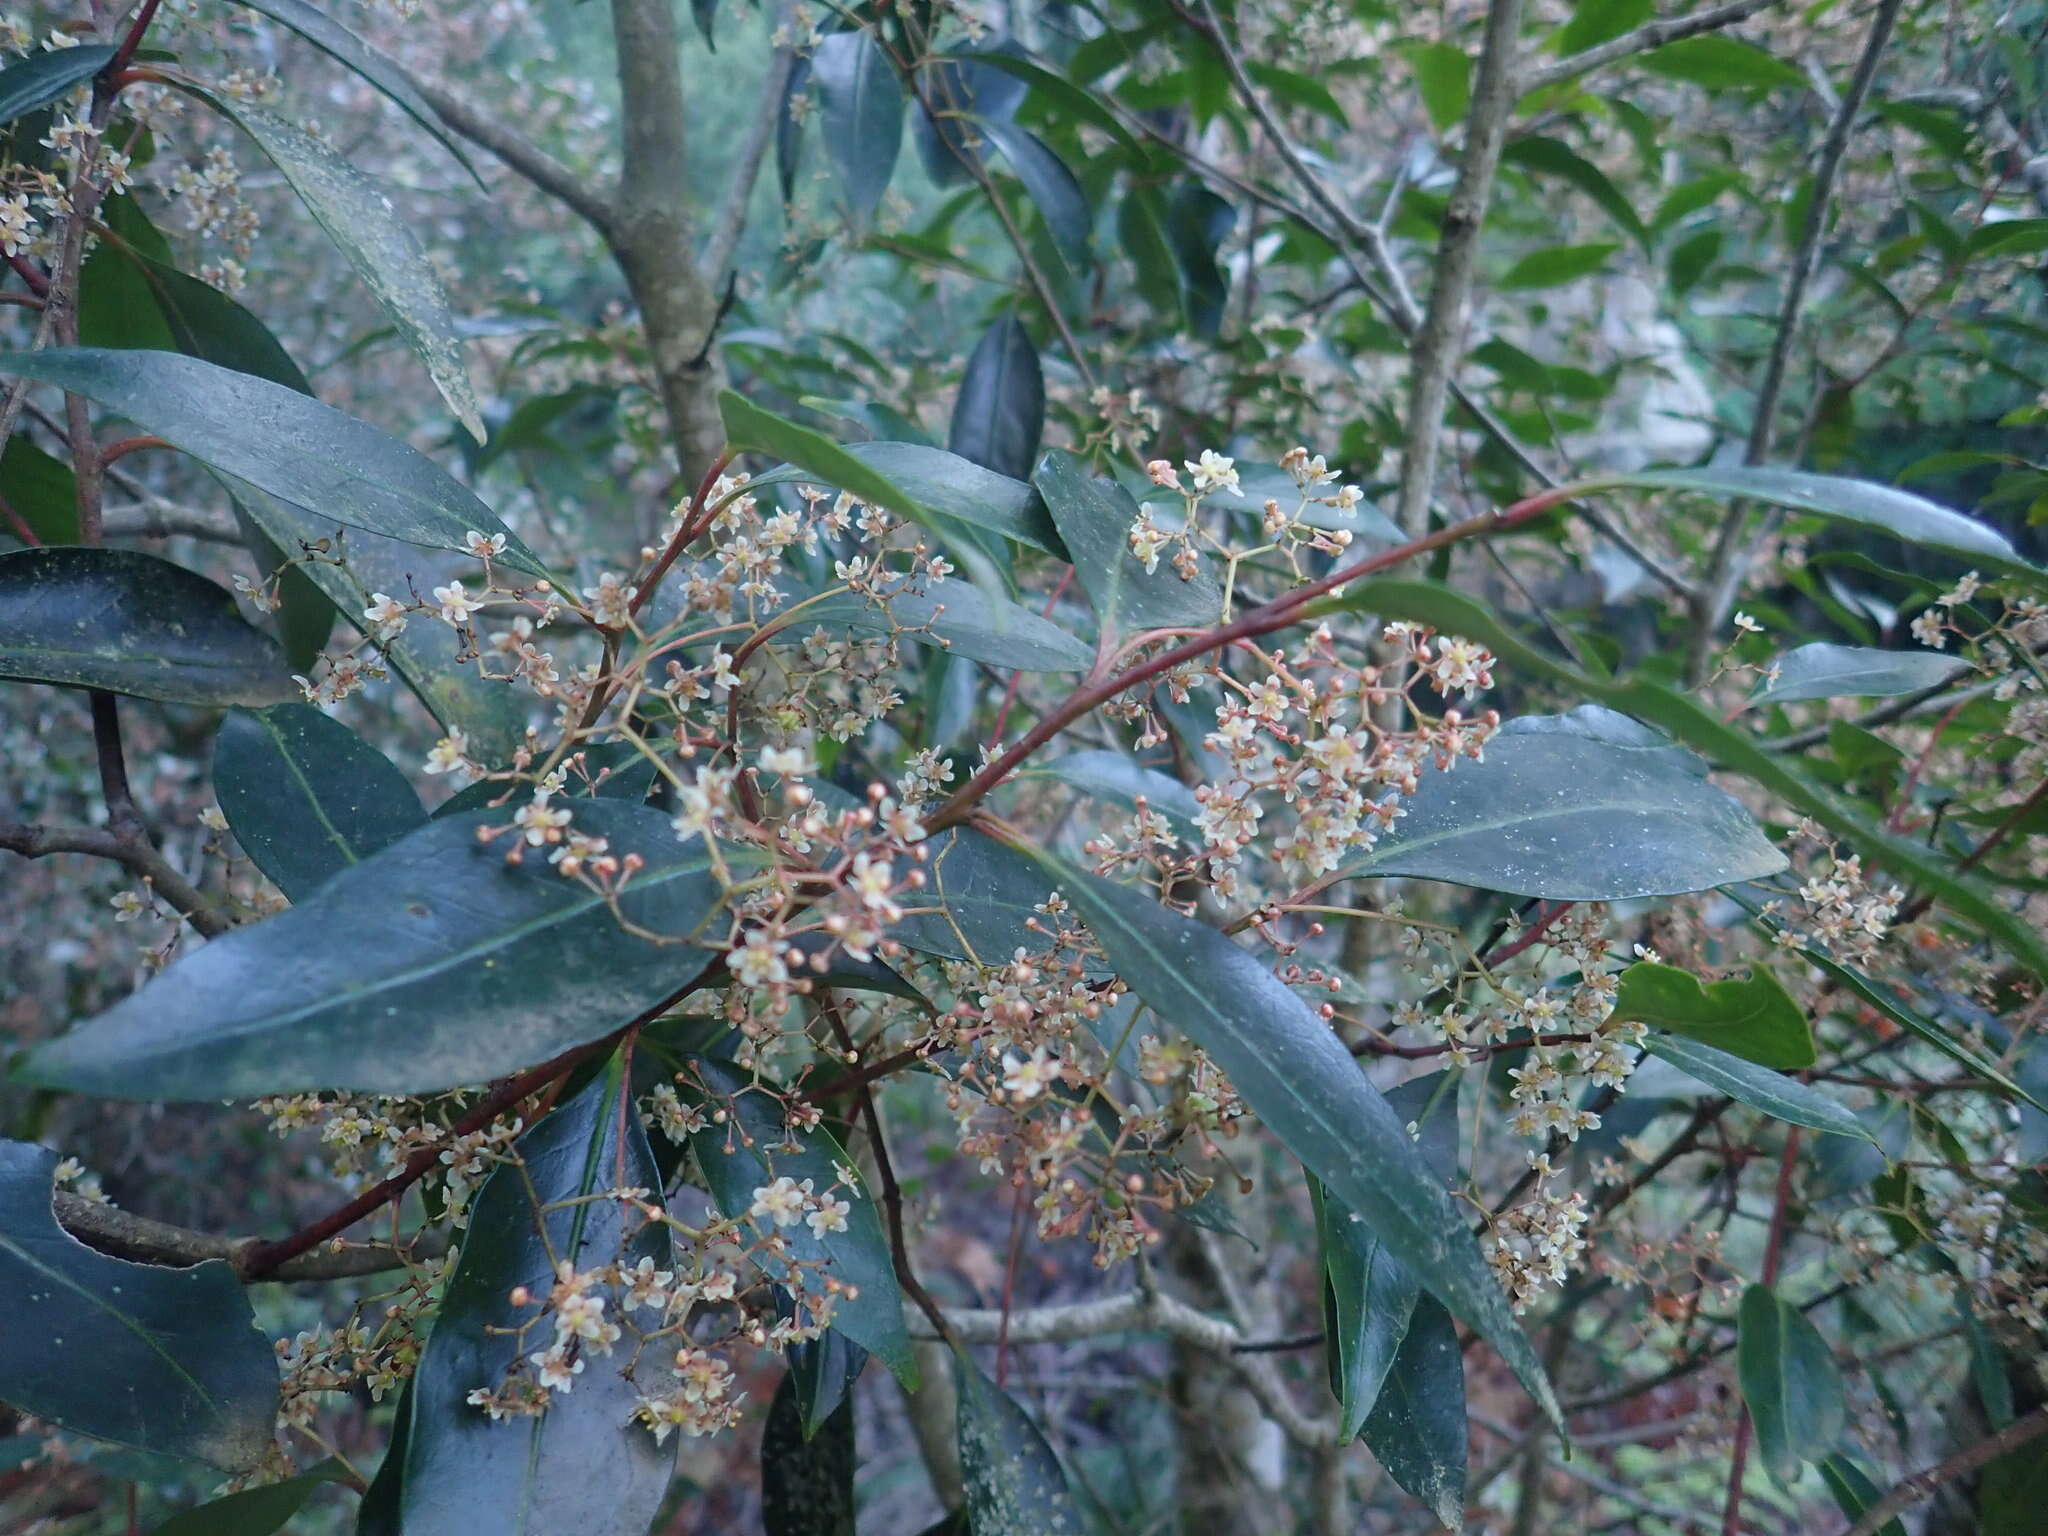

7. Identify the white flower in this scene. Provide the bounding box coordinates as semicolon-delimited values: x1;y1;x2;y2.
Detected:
1731;612;1762;635
757;744;815;777
1001;1046;1058;1102
464;529;507;559
433;580;480;625
1185;449;1240;495
1911;609;1947;649
110;889;150;922
805;1194;851;1239
424;731;469;776
362;592;408;637
750;1175;808;1228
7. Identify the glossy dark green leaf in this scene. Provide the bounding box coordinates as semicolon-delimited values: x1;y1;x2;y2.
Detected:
1817;1453;1903;1536
18;806;740;1099
950;315;1045;484
1612;962;1814;1069
780;1301;869;1438
812;30;902;224
94;221;315;393
791;575;1092;671
1806;1100;1908;1201
1589;466;2044;586
201;99;483;438
1361;1296;1467;1529
953;1348;1084;1533
751;440;1064;558
1314;1173;1417;1442
433;740;662;820
682;1056;916;1386
1343;705;1785;898
1642;35;1804;92
148;1458;351;1536
0;44;114;126
1166;184;1233;339
1645;1036;1870;1140
0;436;77;544
778;55;810;202
1501;136;1648;248
1737;1282;1846;1485
1310;578;2048;976
399;1058;675;1536
1026;748;1203;838
1033;449;1222;635
1035;856;1561;1427
230;0;478;178
0;350;537;574
890;828;1107;972
1556;0;1654;55
976;118;1091;268
1118;184;1186;325
212;703;427;902
0;1140;276;1472
1498;241;1621;291
1808;955;2046;1113
1753;642;1967;705
690;0;720;49
943;50;1140;155
912;50;1026;185
762;1373;855;1536
0;546;297;706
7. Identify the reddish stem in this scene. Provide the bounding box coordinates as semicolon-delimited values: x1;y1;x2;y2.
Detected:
98;434;167;467
105;0;163;78
0;493;40;546
1720;1126;1801;1535
1484;901;1574;966
629;449;732;619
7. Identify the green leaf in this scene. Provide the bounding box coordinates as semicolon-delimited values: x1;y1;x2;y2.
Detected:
1737;1282;1846;1485
1668;226;1723;295
1245;60;1348;126
950;314;1045;483
1644;1036;1871;1140
691;0;720;49
212;703;427;902
682;1056;917;1386
1556;0;1653;56
397;1057;676;1536
0;349;540;575
203;99;483;439
1166;184;1234;340
1584;465;2044;585
762;1373;855;1536
778;54;809;202
0;44;114;126
1343;705;1785;899
1032;855;1560;1427
1361;1295;1467;1529
1502;137;1648;249
1642;36;1804;92
977;118;1091;269
1402;41;1470;132
889;827;1101;970
945;51;1141;156
911;51;1025;186
1806;956;2047;1114
0;436;78;544
1026;748;1203;839
0;1140;277;1472
1118;184;1186;325
954;1348;1084;1532
229;1;479;179
812;30;903;224
17;806;741;1099
148;1459;351;1536
1817;1453;1904;1536
791;575;1093;671
1753;642;1967;705
1034;448;1222;634
1612;962;1814;1069
750;440;1065;558
1498;241;1621;291
1308;578;2048;976
0;546;297;707
1314;1173;1418;1442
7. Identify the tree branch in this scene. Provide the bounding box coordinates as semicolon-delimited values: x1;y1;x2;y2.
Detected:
1842;1402;2048;1536
1;818;231;938
1689;0;1905;679
99;499;243;543
1393;0;1526;534
415;78;618;240
1522;0;1783;95
699;0;799;283
52;1191;447;1283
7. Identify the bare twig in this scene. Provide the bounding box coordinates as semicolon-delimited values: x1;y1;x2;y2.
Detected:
99;500;243;542
1690;0;1906;679
1841;1403;2048;1536
1393;0;1526;534
700;0;799;283
1;817;230;938
52;1191;447;1283
414;78;618;239
1522;0;1783;95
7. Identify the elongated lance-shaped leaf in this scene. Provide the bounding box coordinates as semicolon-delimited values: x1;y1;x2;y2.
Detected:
0;546;298;706
194;96;484;439
212;704;427;901
1752;642;1967;706
229;0;481;180
0;43;114;126
761;1372;856;1536
1034;449;1223;635
1309;579;2048;977
747;439;1066;556
1645;1036;1872;1140
889;827;1111;975
1025;748;1205;839
811;30;902;224
1026;852;1562;1428
1340;704;1785;899
950;314;1045;482
1361;1296;1468;1529
977;118;1090;269
17;806;746;1099
954;1347;1085;1533
398;1056;677;1536
0;1140;277;1472
787;576;1092;671
681;1056;917;1387
1737;1282;1846;1486
0;349;535;573
148;1459;351;1536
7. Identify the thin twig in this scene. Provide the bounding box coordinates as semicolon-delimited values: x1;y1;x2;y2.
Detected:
1840;1403;2048;1536
700;0;799;282
52;1191;448;1283
1522;0;1783;95
415;77;617;238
